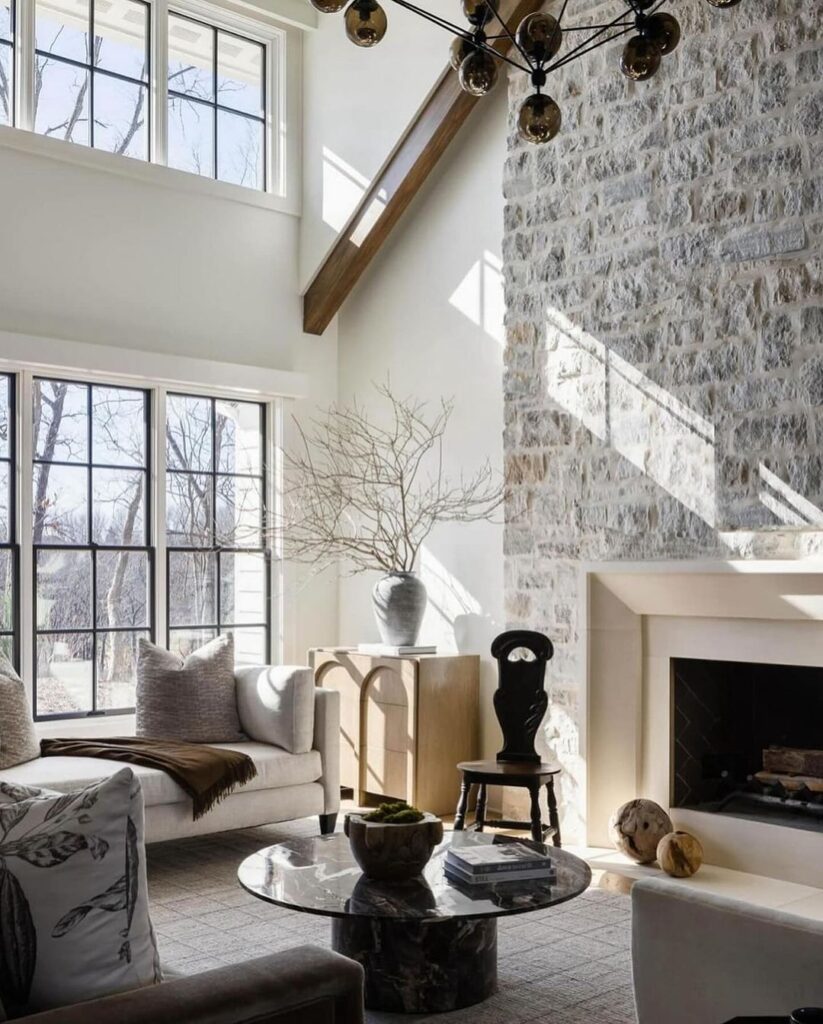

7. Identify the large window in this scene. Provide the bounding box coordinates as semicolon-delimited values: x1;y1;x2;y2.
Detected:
33;379;152;717
34;0;150;156
0;0;12;126
167;13;265;190
1;0;273;193
166;394;268;664
0;374;16;664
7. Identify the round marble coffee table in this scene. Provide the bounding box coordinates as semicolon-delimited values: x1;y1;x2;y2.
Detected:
238;831;591;1014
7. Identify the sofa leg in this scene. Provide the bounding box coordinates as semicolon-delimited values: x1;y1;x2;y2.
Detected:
319;813;338;835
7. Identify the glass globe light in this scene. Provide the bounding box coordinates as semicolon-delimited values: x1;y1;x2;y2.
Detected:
518;93;561;144
516;12;562;63
705;0;741;7
310;0;346;11
344;0;387;46
644;12;681;55
458;49;498;96
449;35;475;72
620;35;661;81
462;0;492;27
634;0;655;7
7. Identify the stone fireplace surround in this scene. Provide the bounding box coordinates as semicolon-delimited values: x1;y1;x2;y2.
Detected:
585;560;823;889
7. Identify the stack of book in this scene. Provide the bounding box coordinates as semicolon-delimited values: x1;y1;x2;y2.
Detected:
444;842;556;886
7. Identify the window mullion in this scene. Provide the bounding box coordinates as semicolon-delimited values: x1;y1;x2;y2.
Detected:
18;371;34;697
153;0;168;164
16;0;34;130
154;387;167;647
267;398;280;665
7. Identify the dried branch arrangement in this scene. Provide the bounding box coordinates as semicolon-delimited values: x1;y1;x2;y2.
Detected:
275;382;502;574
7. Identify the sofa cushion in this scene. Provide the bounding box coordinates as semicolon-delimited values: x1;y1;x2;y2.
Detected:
0;767;161;1015
0;652;40;769
136;635;244;743
0;743;323;808
235;666;315;753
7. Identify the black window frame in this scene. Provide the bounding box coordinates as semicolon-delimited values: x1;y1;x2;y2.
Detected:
0;373;19;668
167;10;267;191
32;377;155;721
33;0;152;157
165;392;270;660
1;0;14;127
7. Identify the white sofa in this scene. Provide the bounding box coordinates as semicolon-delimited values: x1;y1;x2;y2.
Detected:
0;667;340;844
632;875;823;1023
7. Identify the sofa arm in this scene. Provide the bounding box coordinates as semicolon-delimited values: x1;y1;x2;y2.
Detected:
314;687;340;815
632;876;823;1024
20;947;363;1024
235;665;315;753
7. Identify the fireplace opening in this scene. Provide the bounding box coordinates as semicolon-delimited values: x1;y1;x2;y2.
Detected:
672;658;823;834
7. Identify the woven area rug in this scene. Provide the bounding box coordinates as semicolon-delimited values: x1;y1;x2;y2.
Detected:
146;818;637;1024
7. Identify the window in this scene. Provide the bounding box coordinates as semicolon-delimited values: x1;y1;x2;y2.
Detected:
33;379;152;717
166;394;268;664
0;374;16;664
167;14;265;190
1;0;275;193
0;0;12;126
34;0;150;157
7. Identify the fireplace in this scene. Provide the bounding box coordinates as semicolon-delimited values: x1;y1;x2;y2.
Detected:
672;658;823;835
585;562;823;886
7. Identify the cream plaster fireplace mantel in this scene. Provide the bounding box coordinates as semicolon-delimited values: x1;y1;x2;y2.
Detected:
583;560;823;889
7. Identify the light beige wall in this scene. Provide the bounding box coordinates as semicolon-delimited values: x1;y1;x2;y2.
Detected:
335;85;510;763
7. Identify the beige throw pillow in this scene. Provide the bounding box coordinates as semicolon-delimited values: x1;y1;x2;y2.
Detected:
0;653;40;769
0;768;161;1015
136;634;243;743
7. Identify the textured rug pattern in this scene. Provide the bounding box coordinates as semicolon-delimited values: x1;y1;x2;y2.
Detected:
146;819;637;1023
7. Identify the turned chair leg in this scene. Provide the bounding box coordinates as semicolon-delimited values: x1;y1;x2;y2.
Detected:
475;784;488;832
319;813;338;835
454;776;471;831
546;780;562;848
528;782;543;844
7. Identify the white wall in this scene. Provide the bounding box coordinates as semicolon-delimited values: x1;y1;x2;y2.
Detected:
0;132;339;664
335;84;509;762
299;3;444;290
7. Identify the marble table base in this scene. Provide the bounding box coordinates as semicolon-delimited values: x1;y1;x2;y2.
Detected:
331;916;497;1013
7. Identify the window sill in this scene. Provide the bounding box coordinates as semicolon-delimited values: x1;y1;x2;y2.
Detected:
0;124;300;217
36;713;137;740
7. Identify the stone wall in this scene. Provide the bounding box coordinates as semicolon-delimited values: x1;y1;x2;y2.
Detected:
501;0;823;839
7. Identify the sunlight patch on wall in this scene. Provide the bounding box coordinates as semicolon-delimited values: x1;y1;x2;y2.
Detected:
321;147;387;244
544;308;716;527
448;250;505;345
322;147;369;233
758;463;823;527
419;545;483;652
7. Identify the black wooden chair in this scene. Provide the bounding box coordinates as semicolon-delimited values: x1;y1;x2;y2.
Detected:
453;630;562;846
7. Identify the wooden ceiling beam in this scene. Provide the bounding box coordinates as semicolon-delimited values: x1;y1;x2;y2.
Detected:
302;0;542;336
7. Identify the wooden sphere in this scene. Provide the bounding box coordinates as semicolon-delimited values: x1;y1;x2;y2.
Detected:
608;799;673;864
657;831;703;878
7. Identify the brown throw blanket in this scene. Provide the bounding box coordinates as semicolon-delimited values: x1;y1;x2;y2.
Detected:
41;737;257;820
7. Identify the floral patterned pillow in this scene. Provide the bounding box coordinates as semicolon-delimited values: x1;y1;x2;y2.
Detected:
0;768;162;1015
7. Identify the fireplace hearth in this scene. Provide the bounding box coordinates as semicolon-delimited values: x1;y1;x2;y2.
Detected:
673;658;823;835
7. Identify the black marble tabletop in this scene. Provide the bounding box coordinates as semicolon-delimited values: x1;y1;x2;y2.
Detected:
237;831;592;922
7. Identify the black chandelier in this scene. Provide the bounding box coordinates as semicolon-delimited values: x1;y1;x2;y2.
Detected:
308;0;743;144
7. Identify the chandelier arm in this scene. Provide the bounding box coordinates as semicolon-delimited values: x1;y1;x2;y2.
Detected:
556;0;570;25
563;22;633;31
546;23;636;74
542;4;640;74
483;0;533;68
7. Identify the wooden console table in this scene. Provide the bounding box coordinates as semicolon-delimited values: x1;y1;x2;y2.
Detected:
309;648;479;816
